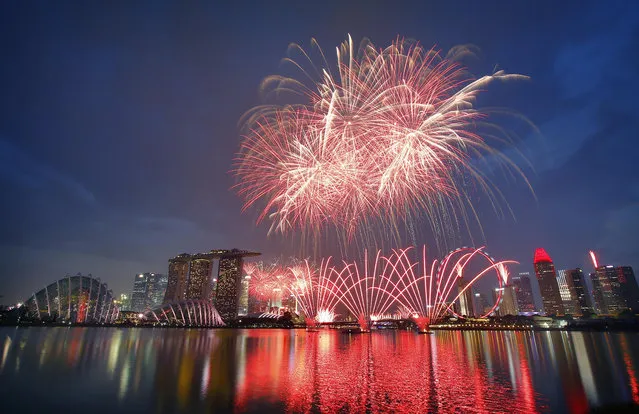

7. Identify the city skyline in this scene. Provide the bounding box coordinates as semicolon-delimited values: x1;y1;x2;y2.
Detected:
1;1;638;303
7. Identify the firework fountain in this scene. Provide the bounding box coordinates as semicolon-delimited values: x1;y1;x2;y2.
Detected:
286;259;342;329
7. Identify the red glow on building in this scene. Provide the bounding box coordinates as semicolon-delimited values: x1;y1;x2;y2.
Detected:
533;248;553;264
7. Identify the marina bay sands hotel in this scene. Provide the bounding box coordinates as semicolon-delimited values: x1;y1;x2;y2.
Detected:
163;249;260;322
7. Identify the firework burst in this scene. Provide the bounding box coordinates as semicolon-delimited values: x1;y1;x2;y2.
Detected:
235;35;532;244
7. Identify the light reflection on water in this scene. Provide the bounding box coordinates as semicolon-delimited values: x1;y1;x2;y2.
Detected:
0;327;638;413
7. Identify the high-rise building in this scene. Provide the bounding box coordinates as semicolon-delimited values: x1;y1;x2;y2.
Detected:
456;278;475;317
593;265;639;314
216;254;244;322
130;273;167;312
163;249;260;321
238;275;250;316
563;268;592;316
473;293;491;316
512;272;536;314
533;248;564;316
186;258;213;300
131;273;149;312
557;270;579;316
164;254;191;303
590;272;606;314
494;285;518;316
146;273;168;309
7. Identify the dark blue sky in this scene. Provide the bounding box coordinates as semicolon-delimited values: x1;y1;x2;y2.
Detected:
1;1;638;303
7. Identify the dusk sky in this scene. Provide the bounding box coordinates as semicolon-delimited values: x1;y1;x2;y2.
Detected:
1;0;638;303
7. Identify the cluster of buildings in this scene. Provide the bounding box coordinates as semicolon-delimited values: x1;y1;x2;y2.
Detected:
123;249;260;323
120;246;638;326
504;248;638;317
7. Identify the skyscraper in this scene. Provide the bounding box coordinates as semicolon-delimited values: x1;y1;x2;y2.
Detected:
186;258;213;300
146;273;168;309
594;265;639;314
130;273;167;312
533;248;564;316
494;285;518;316
456;278;475;317
563;268;592;316
590;272;606;314
512;272;536;314
163;249;260;321
164;254;191;303
131;273;148;312
557;269;579;316
216;254;244;322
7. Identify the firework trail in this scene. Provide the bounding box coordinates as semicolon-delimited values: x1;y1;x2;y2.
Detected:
235;35;532;245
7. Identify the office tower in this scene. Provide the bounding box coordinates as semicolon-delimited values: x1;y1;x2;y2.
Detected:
590;272;606;314
534;248;565;316
456;278;475;317
563;268;592;316
473;293;491;316
164;254;191;303
512;272;536;313
131;273;149;312
146;273;168;309
594;265;639;314
238;275;250;316
557;270;580;316
494;285;518;316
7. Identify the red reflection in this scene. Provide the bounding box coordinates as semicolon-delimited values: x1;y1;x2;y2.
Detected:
620;335;639;405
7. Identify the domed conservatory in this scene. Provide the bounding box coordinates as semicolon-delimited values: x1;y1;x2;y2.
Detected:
24;273;119;324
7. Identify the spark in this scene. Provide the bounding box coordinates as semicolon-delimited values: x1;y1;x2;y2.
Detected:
235;36;532;243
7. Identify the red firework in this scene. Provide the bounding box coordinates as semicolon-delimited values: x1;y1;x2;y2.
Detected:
235;36;531;239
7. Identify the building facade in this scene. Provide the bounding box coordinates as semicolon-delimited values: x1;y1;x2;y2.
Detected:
130;273;167;312
563;268;592;316
512;272;536;314
557;270;580;316
456;278;475;317
494;285;519;316
533;248;565;316
593;265;639;314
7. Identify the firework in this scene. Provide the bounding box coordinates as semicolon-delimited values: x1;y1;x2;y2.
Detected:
342;246;516;332
235;35;531;242
286;260;341;326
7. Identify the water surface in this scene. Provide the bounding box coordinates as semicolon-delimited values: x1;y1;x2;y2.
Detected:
1;327;638;413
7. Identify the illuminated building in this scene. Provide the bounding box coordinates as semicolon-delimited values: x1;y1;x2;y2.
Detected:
594;265;639;314
533;248;564;316
146;273;168;308
511;272;536;313
238;275;250;316
118;293;131;311
23;273;118;323
186;258;214;300
473;293;491;316
131;273;149;312
164;254;191;303
164;250;260;319
589;272;606;314
131;272;167;312
145;300;225;327
456;278;475;317
557;270;579;316
216;254;245;322
494;285;518;316
563;268;593;316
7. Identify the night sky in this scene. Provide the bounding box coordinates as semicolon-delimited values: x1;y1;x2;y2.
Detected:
1;1;638;304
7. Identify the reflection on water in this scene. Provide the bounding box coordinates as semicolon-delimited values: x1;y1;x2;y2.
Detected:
0;327;638;413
